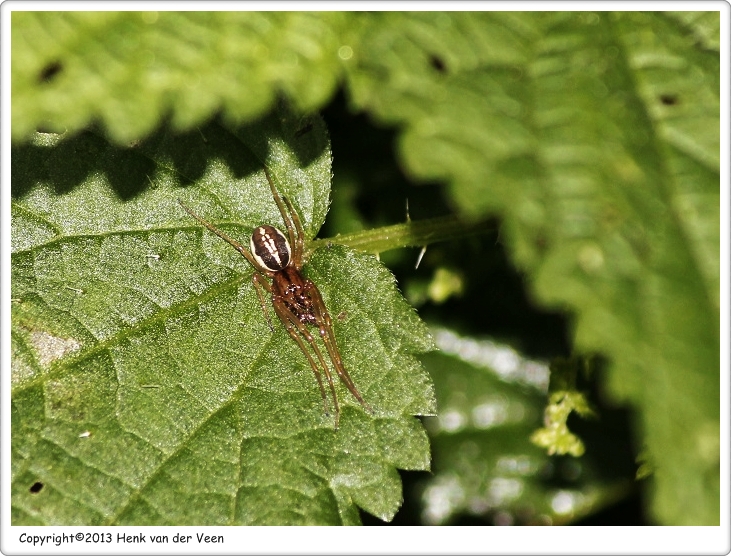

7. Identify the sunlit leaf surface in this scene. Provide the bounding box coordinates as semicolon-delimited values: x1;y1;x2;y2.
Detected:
11;108;435;525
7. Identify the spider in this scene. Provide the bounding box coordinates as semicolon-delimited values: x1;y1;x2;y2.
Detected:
178;169;372;429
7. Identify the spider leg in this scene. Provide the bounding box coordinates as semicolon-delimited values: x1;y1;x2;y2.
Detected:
270;296;341;428
280;194;305;264
304;280;373;414
251;273;277;333
178;199;261;270
263;169;305;265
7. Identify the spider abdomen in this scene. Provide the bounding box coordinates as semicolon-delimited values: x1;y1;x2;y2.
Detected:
250;225;291;271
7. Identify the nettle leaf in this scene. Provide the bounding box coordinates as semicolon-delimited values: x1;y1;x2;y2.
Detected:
343;12;720;525
12;12;346;142
11;107;436;525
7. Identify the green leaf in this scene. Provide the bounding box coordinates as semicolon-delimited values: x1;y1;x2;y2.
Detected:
419;329;634;525
342;11;720;526
12;12;347;142
11;106;436;525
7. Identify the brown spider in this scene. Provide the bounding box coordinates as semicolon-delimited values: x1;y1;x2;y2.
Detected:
178;169;372;429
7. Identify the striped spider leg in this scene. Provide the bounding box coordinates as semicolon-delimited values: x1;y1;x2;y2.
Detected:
178;169;371;429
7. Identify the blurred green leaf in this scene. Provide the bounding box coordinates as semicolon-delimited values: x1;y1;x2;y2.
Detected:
12;12;347;142
11;107;435;525
342;11;720;526
418;329;633;525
